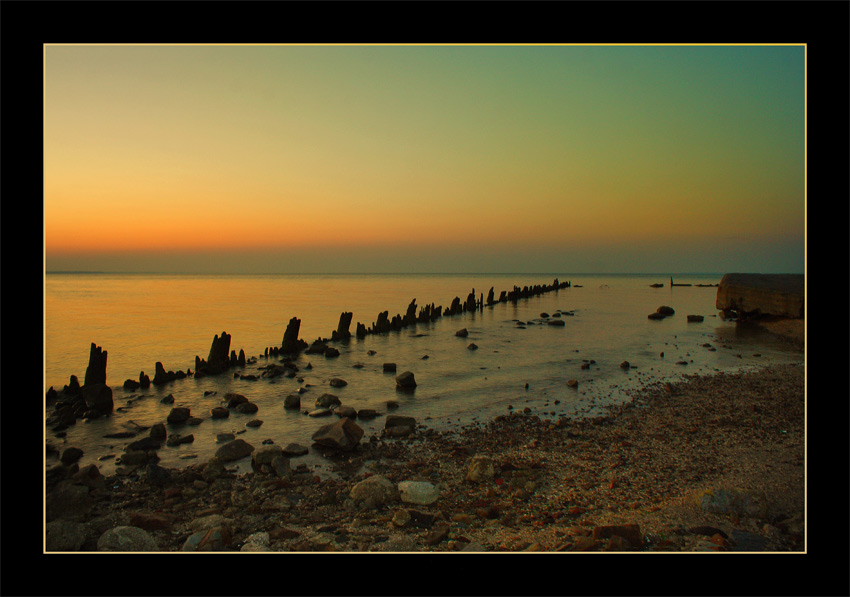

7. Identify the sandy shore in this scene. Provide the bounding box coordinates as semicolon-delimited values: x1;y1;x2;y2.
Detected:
45;356;805;554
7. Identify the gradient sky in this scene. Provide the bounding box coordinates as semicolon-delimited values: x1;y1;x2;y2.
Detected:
44;44;805;274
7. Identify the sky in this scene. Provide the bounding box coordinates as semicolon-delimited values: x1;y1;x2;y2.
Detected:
43;44;805;274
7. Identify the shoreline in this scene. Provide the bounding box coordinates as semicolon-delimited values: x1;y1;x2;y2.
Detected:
45;360;805;552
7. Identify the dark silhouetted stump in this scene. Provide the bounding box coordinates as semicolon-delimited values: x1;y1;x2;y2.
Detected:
282;317;302;354
84;343;108;387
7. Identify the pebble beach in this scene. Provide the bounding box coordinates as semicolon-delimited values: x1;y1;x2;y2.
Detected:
45;341;805;553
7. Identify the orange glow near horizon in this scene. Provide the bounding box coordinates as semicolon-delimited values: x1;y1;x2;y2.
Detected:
44;44;805;273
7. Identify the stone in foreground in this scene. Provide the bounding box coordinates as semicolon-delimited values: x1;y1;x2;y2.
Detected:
312;417;364;450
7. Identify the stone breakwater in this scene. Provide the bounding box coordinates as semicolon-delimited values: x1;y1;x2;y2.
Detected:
44;363;804;553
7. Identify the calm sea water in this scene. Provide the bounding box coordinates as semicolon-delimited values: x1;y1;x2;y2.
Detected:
44;273;803;476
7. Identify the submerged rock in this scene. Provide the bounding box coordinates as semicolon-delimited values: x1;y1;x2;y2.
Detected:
395;371;417;390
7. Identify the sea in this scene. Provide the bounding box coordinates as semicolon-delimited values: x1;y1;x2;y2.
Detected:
44;272;804;477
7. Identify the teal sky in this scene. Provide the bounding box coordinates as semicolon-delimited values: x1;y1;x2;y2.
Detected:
44;44;805;274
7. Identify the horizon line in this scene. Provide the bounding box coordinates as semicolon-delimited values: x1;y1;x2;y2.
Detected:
44;270;747;276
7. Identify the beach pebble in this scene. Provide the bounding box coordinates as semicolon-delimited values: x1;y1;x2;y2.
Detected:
97;526;159;552
350;475;397;507
398;481;440;505
329;378;348;388
284;394;301;409
466;456;496;483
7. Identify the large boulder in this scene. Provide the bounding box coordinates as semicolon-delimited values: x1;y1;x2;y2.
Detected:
311;417;364;451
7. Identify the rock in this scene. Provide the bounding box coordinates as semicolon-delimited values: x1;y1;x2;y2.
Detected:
329;378;347;388
146;463;172;486
160;394;174;404
84;342;108;386
61;447;84;466
324;347;340;358
166;434;194;446
282;443;309;457
385;414;416;430
455;328;468;337
696;488;769;519
127;437;162;452
466;456;495;483
398;481;439;505
182;527;231;552
647;312;666;320
82;383;113;414
350;475;397;506
383;363;397;372
246;419;263;428
548;319;566;326
211;407;230;419
241;531;271;552
224;393;248;408
687;315;705;323
271;454;291;478
166;407;191;424
357;408;378;420
567;379;579;388
467;343;478;350
123;379;140;390
656;306;675;316
71;464;105;490
97;526;159;551
315;393;342;408
129;513;175;533
592;524;643;549
234;401;259;414
336;405;358;419
308;408;333;417
45;519;88;551
252;444;284;466
619;361;630;369
214;438;255;462
423;524;450;546
395;371;417;390
216;433;236;443
311;417;364;450
284;394;301;409
385;425;413;438
46;480;92;522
